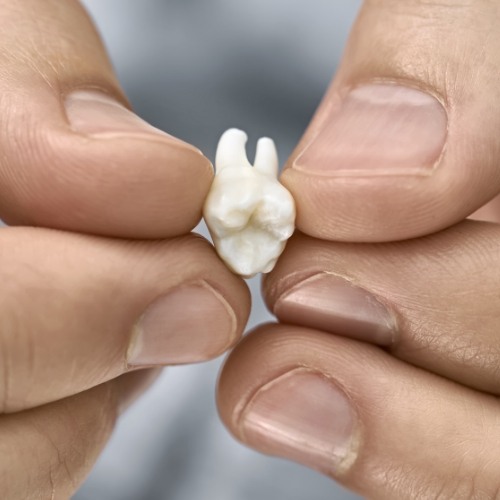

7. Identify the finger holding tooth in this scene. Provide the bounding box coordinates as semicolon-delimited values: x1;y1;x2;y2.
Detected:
203;129;296;278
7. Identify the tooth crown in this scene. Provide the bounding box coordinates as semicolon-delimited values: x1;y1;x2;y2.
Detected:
203;128;296;278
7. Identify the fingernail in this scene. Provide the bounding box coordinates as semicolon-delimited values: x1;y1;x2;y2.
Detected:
274;273;397;345
65;90;195;149
294;84;447;176
241;368;357;475
128;282;237;366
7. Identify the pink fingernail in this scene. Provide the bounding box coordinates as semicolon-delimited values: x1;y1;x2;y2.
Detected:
128;282;237;366
274;273;397;345
241;368;357;475
294;84;447;176
65;90;198;151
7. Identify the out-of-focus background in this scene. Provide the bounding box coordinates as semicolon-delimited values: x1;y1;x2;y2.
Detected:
75;2;363;499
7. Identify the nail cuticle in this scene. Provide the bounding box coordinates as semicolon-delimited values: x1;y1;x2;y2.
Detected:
347;77;449;108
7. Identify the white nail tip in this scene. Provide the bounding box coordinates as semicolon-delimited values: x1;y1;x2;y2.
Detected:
203;128;296;278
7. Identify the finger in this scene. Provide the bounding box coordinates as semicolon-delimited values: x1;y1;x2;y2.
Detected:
0;227;250;412
1;369;157;499
469;194;500;223
0;0;212;238
263;222;500;394
218;325;500;499
283;0;500;242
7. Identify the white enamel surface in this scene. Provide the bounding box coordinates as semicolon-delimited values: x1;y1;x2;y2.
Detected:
203;128;296;278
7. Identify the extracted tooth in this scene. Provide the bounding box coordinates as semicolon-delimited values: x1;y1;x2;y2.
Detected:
254;137;279;177
203;128;296;278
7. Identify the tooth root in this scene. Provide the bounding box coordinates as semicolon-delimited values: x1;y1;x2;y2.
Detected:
254;137;279;177
215;128;252;171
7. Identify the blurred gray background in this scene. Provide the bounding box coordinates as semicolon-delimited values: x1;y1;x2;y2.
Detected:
75;2;363;499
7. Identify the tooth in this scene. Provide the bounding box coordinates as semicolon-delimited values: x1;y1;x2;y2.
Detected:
254;137;279;177
215;128;252;170
203;128;296;278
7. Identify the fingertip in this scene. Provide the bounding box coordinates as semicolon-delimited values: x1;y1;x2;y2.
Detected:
282;0;500;241
218;324;500;499
0;0;215;238
218;326;366;479
0;87;214;238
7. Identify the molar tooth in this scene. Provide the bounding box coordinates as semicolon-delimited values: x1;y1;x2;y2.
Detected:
203;128;296;278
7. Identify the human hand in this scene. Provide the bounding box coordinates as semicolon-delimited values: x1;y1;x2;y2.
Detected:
218;1;500;498
0;1;250;498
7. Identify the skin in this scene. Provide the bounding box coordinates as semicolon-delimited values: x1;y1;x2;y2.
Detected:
2;0;500;498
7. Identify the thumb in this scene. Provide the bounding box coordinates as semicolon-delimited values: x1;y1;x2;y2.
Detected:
0;0;212;238
284;0;500;242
